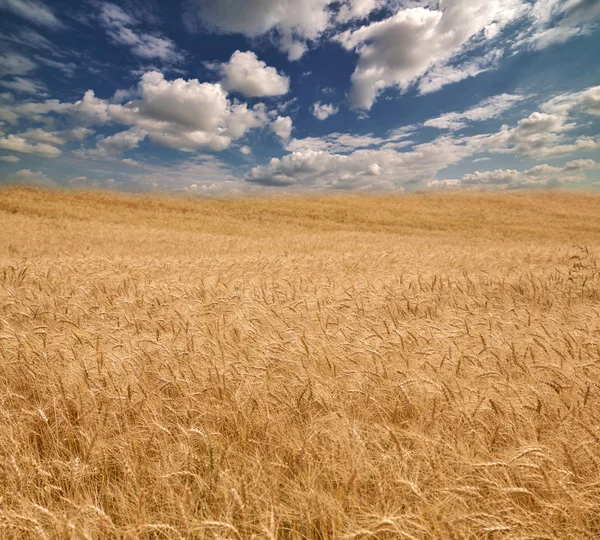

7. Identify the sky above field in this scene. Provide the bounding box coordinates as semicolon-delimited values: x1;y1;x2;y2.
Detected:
0;0;599;193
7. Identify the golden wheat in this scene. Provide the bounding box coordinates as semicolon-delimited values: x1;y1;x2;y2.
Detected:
1;187;600;538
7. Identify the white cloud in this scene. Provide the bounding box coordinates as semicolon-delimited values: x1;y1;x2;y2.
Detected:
185;0;335;60
271;115;292;140
218;50;289;98
0;0;62;29
19;128;64;145
336;0;382;22
2;71;271;152
581;86;600;116
0;77;47;95
108;71;269;151
0;134;61;157
244;148;406;190
286;128;413;154
433;159;600;190
424;93;525;130
10;90;111;123
122;157;141;166
487;87;600;158
0;52;37;76
76;128;146;159
245;132;482;189
0;155;20;162
240;145;251;155
99;2;183;63
417;49;504;96
312;102;339;120
522;0;600;50
11;168;55;186
245;84;600;190
68;127;95;141
337;1;527;109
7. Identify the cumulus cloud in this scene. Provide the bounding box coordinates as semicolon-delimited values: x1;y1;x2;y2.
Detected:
245;83;600;190
99;2;183;63
107;71;269;151
2;71;273;153
7;168;56;187
67;127;95;141
122;158;141;166
0;134;61;157
430;159;600;190
0;0;62;29
103;72;270;151
184;0;336;59
244;148;406;190
312;102;339;120
240;145;251;155
245;132;482;189
0;155;20;162
488;87;600;158
218;50;289;98
271;115;293;140
76;128;146;159
336;0;382;22
425;93;526;130
581;86;600;116
286;129;413;154
337;1;527;109
19;128;65;145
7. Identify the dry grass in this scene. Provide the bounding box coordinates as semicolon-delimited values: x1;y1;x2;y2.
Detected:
1;186;600;539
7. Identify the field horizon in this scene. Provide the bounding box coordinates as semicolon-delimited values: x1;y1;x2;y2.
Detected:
2;187;600;538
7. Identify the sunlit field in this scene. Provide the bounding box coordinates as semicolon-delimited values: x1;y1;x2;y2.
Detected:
2;187;600;539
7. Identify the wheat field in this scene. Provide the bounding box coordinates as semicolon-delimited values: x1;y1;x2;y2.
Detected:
1;187;600;539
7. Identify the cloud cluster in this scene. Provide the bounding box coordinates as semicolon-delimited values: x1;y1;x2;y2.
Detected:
244;134;474;189
286;128;413;154
184;0;335;60
270;116;293;140
75;128;146;158
337;1;527;108
110;71;268;150
6;71;273;155
336;0;383;22
429;159;599;190
0;133;61;157
312;102;339;120
218;50;289;98
245;85;600;189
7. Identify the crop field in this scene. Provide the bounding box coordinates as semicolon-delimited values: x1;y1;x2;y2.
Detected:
1;187;600;539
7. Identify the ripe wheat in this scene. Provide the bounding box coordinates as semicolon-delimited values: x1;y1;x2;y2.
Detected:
1;187;600;538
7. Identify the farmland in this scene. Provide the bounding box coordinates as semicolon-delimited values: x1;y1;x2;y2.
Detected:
1;187;600;538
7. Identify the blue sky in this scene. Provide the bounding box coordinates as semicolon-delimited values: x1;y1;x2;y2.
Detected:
0;0;599;193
